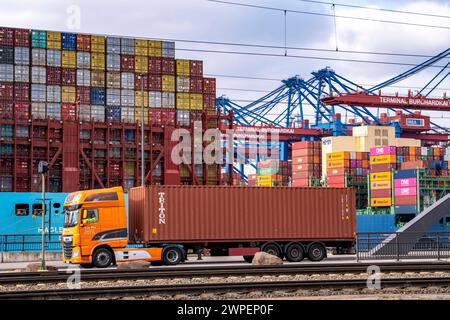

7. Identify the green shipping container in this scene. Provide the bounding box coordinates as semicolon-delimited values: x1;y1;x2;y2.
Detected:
31;30;46;48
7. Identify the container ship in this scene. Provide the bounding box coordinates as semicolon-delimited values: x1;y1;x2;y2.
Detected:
1;26;449;240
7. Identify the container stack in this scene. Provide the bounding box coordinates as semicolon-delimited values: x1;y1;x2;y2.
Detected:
369;146;397;207
256;160;291;186
393;170;417;214
291;141;321;187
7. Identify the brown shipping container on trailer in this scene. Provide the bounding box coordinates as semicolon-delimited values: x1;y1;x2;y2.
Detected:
128;186;356;243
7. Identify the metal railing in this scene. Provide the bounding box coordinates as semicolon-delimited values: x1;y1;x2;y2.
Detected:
356;231;450;261
0;234;62;252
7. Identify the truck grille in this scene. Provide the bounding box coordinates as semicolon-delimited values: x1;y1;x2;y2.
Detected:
63;238;73;260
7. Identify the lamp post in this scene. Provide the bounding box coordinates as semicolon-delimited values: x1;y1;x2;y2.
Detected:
38;161;48;271
140;73;145;186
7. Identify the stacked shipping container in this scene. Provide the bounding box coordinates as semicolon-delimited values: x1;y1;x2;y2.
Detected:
369;146;396;207
291;141;321;187
255;160;291;186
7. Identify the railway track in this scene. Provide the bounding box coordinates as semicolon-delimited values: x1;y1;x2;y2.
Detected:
0;261;449;285
1;276;450;300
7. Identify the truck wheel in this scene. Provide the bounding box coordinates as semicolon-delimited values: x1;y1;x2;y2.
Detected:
307;243;326;262
243;255;254;263
285;243;305;262
261;242;282;258
162;247;183;265
93;248;113;268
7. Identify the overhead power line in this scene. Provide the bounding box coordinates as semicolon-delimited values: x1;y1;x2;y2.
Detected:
208;0;450;30
296;0;450;19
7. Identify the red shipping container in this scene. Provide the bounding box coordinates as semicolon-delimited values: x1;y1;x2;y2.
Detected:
292;171;314;179
203;78;216;95
327;168;350;176
0;27;14;46
14;103;29;120
14;28;29;47
77;86;91;104
14;83;29;102
203;94;215;109
370;189;391;198
148;75;162;91
292;148;315;157
61;104;76;121
400;161;427;170
190;60;203;76
121;55;135;71
292;141;315;150
129;186;355;243
47;67;62;85
162;58;175;75
77;34;91;52
149;109;162;126
291;163;315;172
395;195;416;205
327;176;345;185
148;57;162;75
62;68;76;85
189;76;203;93
291;179;310;187
161;108;175;126
370;163;397;172
0;101;13;119
0;82;13;100
134;73;149;91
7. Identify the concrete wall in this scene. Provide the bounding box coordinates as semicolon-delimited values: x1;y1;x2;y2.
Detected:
0;251;62;263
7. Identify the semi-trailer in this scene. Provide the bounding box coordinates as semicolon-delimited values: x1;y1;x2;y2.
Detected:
62;186;356;268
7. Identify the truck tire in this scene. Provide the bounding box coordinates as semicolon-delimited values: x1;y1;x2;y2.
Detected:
162;247;183;265
93;248;113;268
285;243;305;262
261;242;282;258
307;243;326;262
243;255;254;263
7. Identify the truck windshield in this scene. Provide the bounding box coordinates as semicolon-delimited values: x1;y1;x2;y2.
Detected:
63;208;79;228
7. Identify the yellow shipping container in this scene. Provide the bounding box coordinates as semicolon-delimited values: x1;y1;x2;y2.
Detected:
46;32;61;50
124;162;135;176
190;93;203;111
257;174;282;182
370;154;396;165
371;180;391;190
207;165;217;178
62;51;76;68
176;59;190;76
370;172;391;181
135;56;148;74
91;53;105;70
134;110;149;125
135;39;148;56
395;138;421;147
370;197;392;207
327;151;349;161
62;86;76;103
135;91;149;107
326;159;348;169
176;93;190;110
162;75;175;92
91;35;105;53
148;40;162;57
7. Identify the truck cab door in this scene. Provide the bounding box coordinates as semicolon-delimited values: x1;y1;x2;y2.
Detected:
79;208;99;255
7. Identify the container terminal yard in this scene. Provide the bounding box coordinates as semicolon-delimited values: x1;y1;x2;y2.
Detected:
0;0;450;303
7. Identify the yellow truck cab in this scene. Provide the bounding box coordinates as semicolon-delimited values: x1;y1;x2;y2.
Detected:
62;187;170;268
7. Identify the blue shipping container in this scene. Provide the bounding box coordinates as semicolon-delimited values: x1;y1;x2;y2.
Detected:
62;33;77;50
356;214;397;233
394;169;416;179
31;30;46;48
394;205;417;214
91;88;106;105
106;106;121;122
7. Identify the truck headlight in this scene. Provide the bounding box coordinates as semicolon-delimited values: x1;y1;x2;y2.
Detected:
73;249;80;258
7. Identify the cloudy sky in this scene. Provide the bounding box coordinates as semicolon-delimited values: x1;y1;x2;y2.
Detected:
1;0;449;125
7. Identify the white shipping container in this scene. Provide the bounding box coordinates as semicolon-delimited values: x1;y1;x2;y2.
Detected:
31;49;46;66
77;69;91;86
176;76;190;92
31;66;46;84
91;105;105;122
31;84;46;102
77;52;90;69
149;91;162;108
162;41;175;58
14;65;29;82
47;49;61;67
121;89;135;106
162;92;175;108
121;72;134;89
78;105;91;122
14;47;30;65
106;37;121;54
46;103;61;120
106;88;121;106
31;102;46;119
421;147;428;156
0;64;14;82
120;38;134;55
106;54;120;71
176;110;190;126
46;85;61;103
121;107;135;123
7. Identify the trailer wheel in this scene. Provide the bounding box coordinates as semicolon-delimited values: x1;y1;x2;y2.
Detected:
307;243;326;262
243;255;254;263
261;242;282;258
92;248;113;268
162;247;183;265
285;243;305;262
